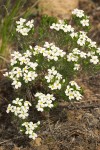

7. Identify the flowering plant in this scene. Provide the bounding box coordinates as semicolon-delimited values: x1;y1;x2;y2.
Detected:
4;9;100;140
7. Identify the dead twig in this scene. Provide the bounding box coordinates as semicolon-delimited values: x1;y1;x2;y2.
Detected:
0;68;7;72
0;56;9;63
59;100;100;110
13;0;40;19
0;136;23;145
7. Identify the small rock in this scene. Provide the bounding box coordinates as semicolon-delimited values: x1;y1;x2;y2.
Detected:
30;137;42;147
34;137;42;146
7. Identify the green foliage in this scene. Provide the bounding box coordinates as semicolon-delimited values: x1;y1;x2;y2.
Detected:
0;0;38;64
3;8;100;140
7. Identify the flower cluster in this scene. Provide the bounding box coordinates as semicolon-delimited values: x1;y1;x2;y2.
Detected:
74;64;80;71
16;18;34;36
80;19;89;27
72;9;85;18
6;98;32;119
50;20;74;33
50;22;90;48
87;51;100;65
77;31;88;46
4;9;100;141
35;92;56;112
68;46;100;64
45;66;65;90
33;42;66;61
76;31;96;48
67;47;100;67
67;48;87;70
69;48;87;59
4;51;38;89
50;19;89;48
21;121;40;140
72;9;90;27
65;81;82;100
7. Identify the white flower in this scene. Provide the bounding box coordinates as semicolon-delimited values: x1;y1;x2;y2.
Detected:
16;18;26;25
14;107;21;116
28;71;38;81
80;19;89;26
10;106;17;113
29;45;32;49
12;98;23;106
11;51;22;59
72;9;84;18
19;56;30;65
48;66;57;75
74;64;80;70
70;32;78;38
65;85;73;95
24;50;32;58
49;81;61;90
22;121;40;140
19;111;29;119
23;73;32;83
36;106;44;112
50;23;56;29
4;50;38;89
70;81;80;90
50;21;74;33
9;72;15;79
77;38;85;46
25;128;33;135
65;81;82;101
68;91;75;100
10;58;17;66
3;72;9;77
89;41;97;48
47;94;56;101
45;67;63;90
34;42;66;61
24;101;32;107
67;53;78;62
90;55;99;64
16;25;23;32
53;81;61;90
63;25;74;32
35;93;55;111
79;52;87;58
38;100;45;107
23;66;29;73
73;91;82;100
18;27;29;36
6;104;12;113
26;19;34;28
87;51;95;57
28;62;38;70
29;132;37;140
12;80;22;89
44;42;51;48
14;68;22;78
77;31;88;46
7;98;32;119
16;18;34;36
72;48;80;55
